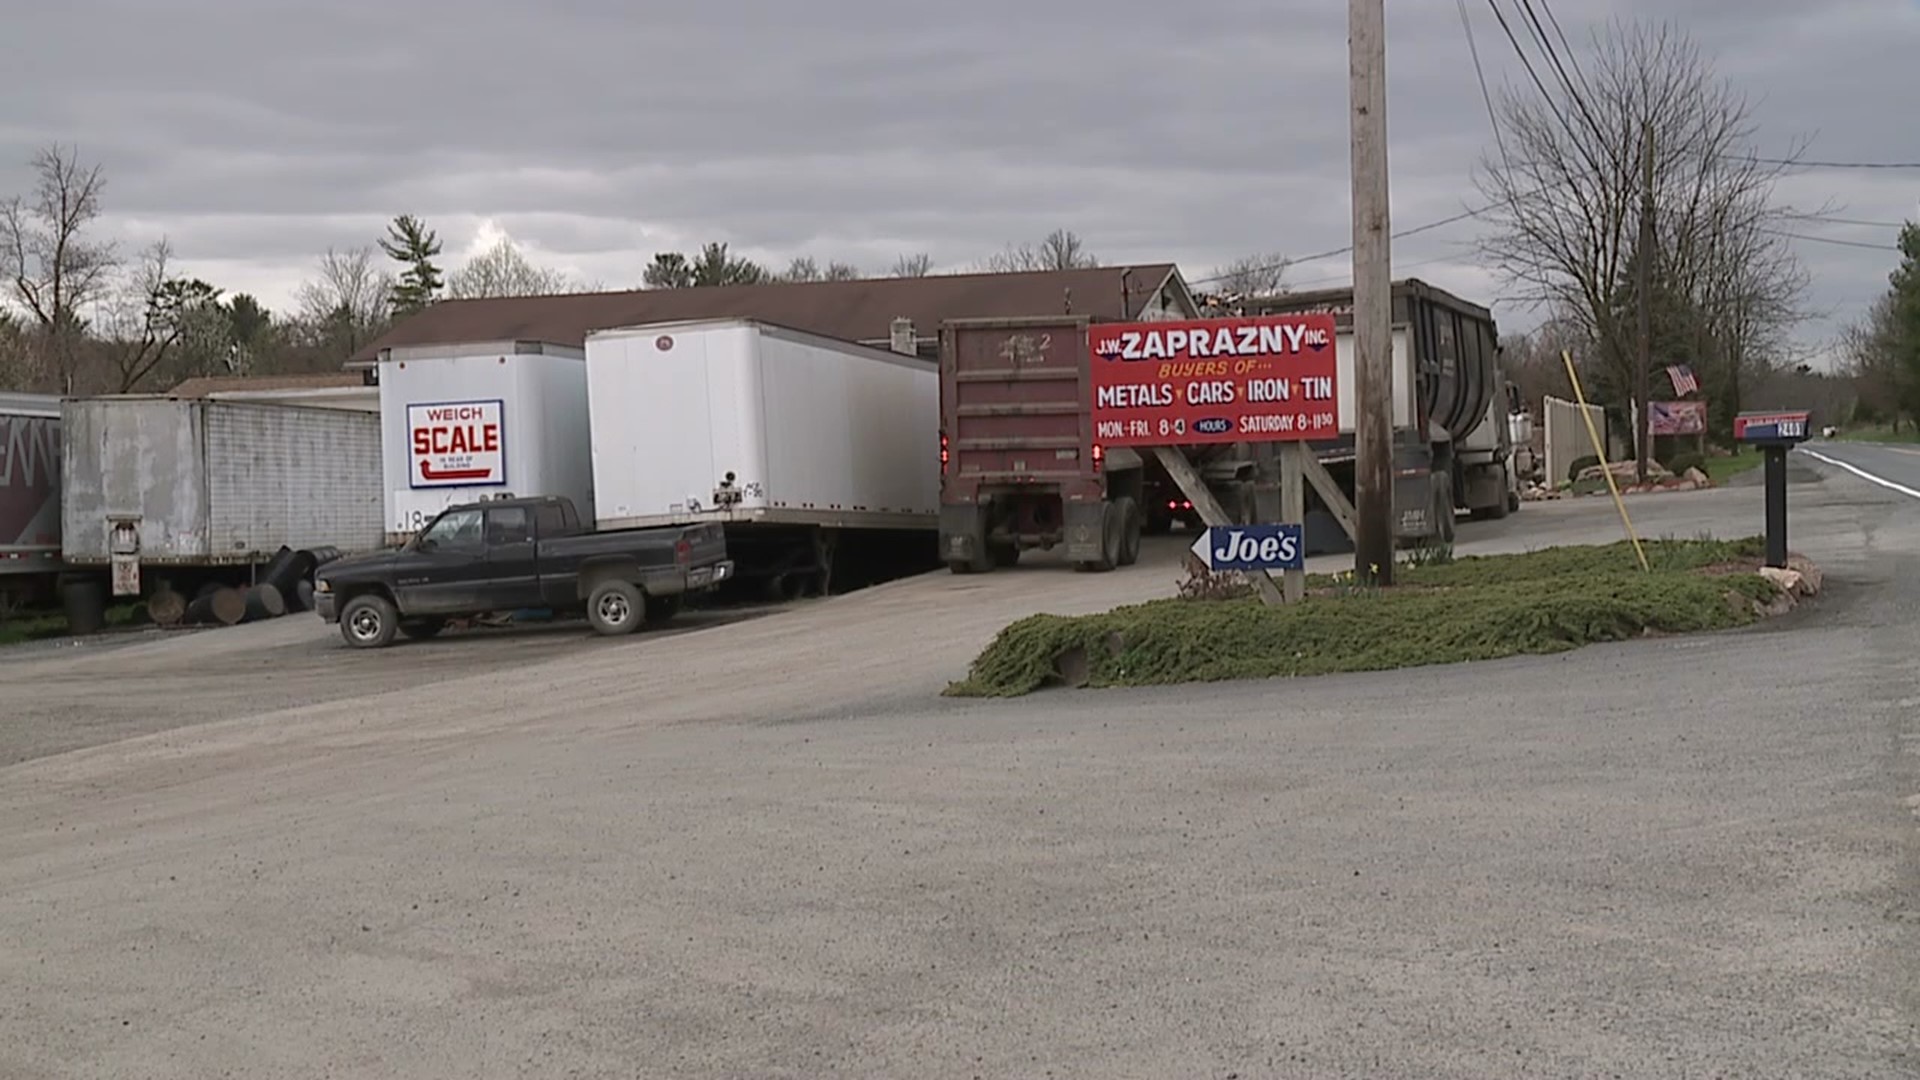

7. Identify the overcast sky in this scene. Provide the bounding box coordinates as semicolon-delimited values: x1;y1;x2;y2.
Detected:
2;0;1915;362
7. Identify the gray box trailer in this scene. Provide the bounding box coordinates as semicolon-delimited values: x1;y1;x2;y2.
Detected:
61;397;384;598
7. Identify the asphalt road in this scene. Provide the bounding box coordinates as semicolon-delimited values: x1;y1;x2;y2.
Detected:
1;458;1917;1078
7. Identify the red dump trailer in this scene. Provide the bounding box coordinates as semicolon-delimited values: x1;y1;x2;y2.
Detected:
936;316;1147;574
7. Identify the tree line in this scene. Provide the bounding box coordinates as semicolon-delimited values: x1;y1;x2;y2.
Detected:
0;139;1306;397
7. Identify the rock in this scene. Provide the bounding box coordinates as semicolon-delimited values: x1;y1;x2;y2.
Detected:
1684;467;1710;486
1758;566;1804;596
1786;555;1823;596
1673;479;1698;492
1577;460;1671;485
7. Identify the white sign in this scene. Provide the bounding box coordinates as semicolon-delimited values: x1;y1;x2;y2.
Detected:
408;399;505;488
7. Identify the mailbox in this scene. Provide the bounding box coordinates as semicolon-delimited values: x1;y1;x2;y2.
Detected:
1731;409;1811;569
1733;410;1811;446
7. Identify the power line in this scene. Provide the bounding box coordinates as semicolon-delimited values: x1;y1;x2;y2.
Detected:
1187;205;1494;287
1756;157;1920;170
1457;0;1509;169
1761;229;1900;252
1783;212;1910;230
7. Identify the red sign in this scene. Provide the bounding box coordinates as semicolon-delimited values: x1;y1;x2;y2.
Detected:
1088;314;1338;445
407;399;506;488
1648;400;1707;436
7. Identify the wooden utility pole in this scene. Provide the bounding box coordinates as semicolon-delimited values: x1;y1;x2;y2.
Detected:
1635;121;1655;484
1349;0;1394;585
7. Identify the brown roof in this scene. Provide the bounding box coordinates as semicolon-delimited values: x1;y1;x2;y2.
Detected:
350;264;1192;362
168;372;370;397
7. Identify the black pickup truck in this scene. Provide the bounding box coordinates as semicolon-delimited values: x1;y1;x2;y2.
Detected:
313;495;733;648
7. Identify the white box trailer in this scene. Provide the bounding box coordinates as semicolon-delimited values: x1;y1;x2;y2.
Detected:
585;318;939;598
60;397;383;598
377;341;594;542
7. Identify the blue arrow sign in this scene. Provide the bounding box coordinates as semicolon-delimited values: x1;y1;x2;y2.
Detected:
1189;524;1305;572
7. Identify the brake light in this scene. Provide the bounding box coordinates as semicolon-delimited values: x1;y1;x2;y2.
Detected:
675;538;690;565
939;432;950;473
1091;443;1104;473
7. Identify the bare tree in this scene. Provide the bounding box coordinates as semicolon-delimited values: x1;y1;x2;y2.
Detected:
1;145;118;393
889;253;934;278
98;239;224;393
779;256;862;283
1206;253;1289;299
983;228;1099;272
1474;19;1808;422
446;237;577;299
293;246;392;359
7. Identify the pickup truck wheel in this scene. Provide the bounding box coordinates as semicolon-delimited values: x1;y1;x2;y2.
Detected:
399;618;446;640
587;580;644;636
339;594;399;649
644;594;683;626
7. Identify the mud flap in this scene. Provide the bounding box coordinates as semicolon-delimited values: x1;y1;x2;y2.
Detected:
939;504;987;566
1064;500;1108;563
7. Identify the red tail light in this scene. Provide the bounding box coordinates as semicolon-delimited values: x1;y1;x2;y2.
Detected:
939;432;950;473
1091;443;1104;473
675;539;690;565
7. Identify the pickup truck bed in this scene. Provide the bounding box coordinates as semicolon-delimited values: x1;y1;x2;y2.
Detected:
314;495;733;648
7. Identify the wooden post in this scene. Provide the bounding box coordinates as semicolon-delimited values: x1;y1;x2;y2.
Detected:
1152;446;1285;606
1349;0;1394;586
1636;120;1655;485
1280;443;1308;603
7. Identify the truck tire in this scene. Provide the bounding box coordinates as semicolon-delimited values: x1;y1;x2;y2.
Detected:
988;540;1021;567
1432;476;1457;544
1114;496;1143;567
587;579;645;636
1074;503;1123;573
399;617;447;640
1472;465;1511;521
339;594;399;649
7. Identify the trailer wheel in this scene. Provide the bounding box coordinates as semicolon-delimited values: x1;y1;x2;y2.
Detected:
988;541;1021;568
587;580;645;636
1114;496;1143;567
339;594;399;649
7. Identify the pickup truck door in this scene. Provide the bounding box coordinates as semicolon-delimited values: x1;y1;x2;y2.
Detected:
533;502;577;608
395;507;491;615
484;504;544;611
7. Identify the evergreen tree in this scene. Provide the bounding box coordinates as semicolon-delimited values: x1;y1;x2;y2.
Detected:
379;214;444;316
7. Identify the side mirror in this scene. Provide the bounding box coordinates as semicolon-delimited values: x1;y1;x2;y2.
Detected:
415;537;437;553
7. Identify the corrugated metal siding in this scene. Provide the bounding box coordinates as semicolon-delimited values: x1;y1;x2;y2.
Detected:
204;403;384;557
61;399;209;562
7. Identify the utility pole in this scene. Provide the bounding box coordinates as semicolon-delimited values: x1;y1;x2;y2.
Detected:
1635;121;1655;484
1349;0;1394;585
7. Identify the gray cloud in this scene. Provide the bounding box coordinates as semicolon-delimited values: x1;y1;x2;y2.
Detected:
1;0;1914;362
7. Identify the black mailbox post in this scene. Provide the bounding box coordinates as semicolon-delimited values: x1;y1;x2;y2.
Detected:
1732;410;1811;569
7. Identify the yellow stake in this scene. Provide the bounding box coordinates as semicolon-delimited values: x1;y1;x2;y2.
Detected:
1562;350;1650;572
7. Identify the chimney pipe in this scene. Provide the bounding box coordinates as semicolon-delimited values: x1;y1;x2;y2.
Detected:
889;317;915;356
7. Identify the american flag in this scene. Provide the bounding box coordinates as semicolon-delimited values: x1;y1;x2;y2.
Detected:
1666;364;1699;397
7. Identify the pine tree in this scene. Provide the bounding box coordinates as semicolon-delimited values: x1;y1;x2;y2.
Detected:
380;214;444;316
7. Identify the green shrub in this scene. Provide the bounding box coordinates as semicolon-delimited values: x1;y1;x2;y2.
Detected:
949;538;1778;697
1665;451;1705;477
1567;454;1601;483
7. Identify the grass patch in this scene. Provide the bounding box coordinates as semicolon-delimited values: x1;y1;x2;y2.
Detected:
949;538;1778;697
1702;453;1764;484
0;604;142;648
